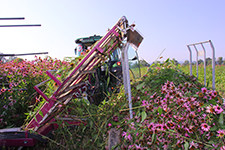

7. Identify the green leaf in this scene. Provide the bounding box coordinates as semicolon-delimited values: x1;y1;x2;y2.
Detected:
39;110;44;118
107;76;110;87
208;140;216;144
167;129;176;133
111;121;120;126
158;107;162;116
83;98;90;105
209;99;216;105
136;82;145;90
165;58;170;63
210;125;218;131
193;94;199;97
184;141;189;150
141;111;147;122
89;120;93;129
34;116;37;123
111;145;117;150
151;132;156;144
219;113;224;125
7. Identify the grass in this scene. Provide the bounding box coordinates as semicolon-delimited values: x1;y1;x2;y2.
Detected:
179;64;225;98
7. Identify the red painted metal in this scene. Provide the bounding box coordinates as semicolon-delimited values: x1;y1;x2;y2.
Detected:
0;138;38;147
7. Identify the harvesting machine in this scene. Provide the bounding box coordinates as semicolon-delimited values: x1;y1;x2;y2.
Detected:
0;16;143;148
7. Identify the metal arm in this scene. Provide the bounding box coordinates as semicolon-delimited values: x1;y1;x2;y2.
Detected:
0;52;48;57
0;17;41;27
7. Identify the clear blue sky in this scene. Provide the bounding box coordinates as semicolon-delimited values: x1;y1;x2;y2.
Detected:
0;0;224;63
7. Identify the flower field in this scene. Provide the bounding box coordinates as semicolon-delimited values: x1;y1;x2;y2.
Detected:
1;57;225;149
0;56;75;129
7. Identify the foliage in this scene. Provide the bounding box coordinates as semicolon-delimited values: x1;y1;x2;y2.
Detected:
198;59;204;65
37;59;225;149
139;59;150;67
183;60;190;66
217;57;223;65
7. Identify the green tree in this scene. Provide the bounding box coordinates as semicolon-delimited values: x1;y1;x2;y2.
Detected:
183;60;189;66
206;57;212;66
198;59;204;65
172;58;179;66
139;59;150;67
217;57;223;65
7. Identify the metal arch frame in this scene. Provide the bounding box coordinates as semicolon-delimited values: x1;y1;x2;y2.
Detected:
187;40;216;90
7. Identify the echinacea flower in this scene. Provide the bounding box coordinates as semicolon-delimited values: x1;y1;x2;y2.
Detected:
8;102;13;106
201;123;210;132
217;129;225;138
3;105;8;109
212;91;218;97
198;92;204;98
206;106;215;114
214;104;223;114
122;131;132;141
201;87;207;93
1;88;6;93
189;141;198;149
141;100;148;106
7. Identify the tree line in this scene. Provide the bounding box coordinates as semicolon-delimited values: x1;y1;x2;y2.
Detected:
139;57;225;67
182;57;224;66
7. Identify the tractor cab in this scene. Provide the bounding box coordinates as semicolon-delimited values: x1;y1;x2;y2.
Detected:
74;35;122;73
74;35;102;57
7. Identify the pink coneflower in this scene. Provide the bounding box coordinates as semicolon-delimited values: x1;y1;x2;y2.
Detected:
189;141;198;149
4;67;8;71
147;122;155;131
108;123;112;127
206;106;215;114
8;96;13;100
201;123;211;132
155;123;163;131
8;102;13;106
212;91;218;97
217;129;225;138
1;88;6;93
135;144;147;150
150;92;157;99
167;121;175;129
3;105;8;109
214;104;223;114
122;131;132;141
141;100;148;106
201;87;208;93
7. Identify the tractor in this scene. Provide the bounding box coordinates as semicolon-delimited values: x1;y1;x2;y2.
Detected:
74;34;124;105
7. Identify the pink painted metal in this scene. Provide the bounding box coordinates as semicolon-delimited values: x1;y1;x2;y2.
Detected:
34;86;50;102
46;70;62;86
